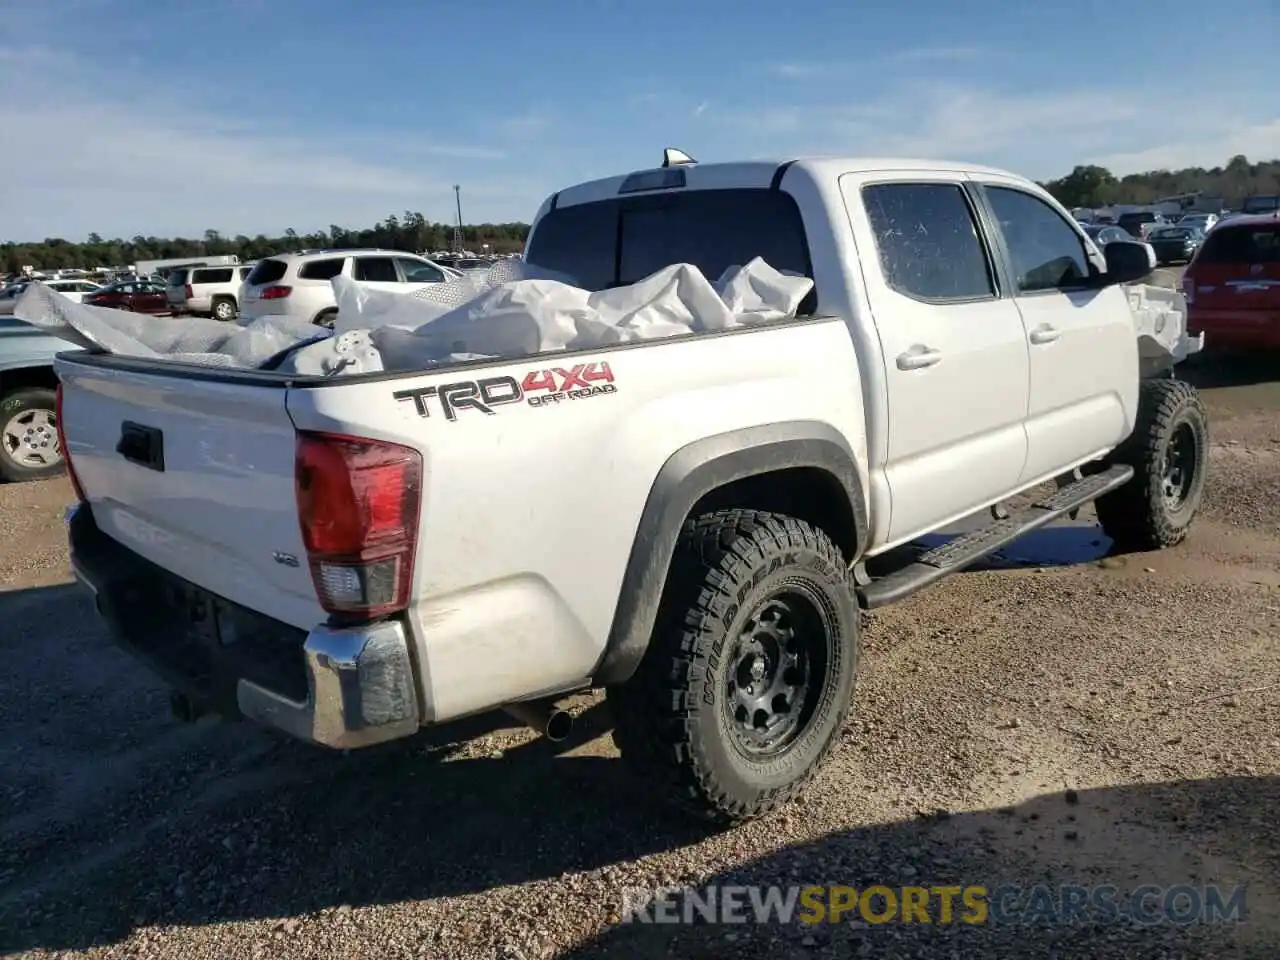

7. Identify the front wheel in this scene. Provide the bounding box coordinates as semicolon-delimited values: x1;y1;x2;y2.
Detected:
0;387;65;482
607;510;858;824
1095;379;1208;552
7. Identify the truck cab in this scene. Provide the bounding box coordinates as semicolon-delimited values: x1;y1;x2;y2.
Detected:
525;156;1144;552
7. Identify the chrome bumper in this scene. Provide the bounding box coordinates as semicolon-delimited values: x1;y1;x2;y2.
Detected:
67;503;420;750
236;619;421;749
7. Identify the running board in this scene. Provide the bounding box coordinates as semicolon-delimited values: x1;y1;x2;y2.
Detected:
856;464;1134;610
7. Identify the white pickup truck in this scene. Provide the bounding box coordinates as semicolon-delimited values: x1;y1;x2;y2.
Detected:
56;153;1209;823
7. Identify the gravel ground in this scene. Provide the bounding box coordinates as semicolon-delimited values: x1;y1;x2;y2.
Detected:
0;352;1277;959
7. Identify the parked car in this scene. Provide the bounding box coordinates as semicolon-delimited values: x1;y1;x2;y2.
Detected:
57;154;1207;824
1117;211;1168;239
1176;213;1219;232
84;279;170;314
1083;224;1133;246
0;278;102;316
167;264;255;320
0;315;73;481
1146;225;1205;265
238;249;458;327
1184;213;1280;350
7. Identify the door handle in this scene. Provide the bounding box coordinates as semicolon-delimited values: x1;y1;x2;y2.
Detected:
896;346;943;371
1029;325;1061;345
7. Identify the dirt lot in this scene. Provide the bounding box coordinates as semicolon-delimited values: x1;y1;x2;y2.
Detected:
1;355;1278;960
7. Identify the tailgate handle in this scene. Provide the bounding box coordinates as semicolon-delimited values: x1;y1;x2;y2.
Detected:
117;422;165;472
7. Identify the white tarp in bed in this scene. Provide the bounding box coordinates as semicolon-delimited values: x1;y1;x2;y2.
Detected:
13;257;814;376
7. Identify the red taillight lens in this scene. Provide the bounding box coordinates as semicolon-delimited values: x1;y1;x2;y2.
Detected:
184;283;193;299
295;431;422;619
55;384;87;502
261;285;292;300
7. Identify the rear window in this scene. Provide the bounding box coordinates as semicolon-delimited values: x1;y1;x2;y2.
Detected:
1196;225;1280;264
246;259;288;285
167;268;190;284
192;267;234;284
1241;196;1280;215
525;188;814;309
298;258;345;281
1149;228;1190;241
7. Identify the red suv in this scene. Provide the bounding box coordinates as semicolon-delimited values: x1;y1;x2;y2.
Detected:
1183;214;1280;350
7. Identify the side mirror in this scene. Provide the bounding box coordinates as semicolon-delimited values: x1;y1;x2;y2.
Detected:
1097;239;1155;286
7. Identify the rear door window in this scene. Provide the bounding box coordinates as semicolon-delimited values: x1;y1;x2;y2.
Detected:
861;182;996;301
1197;225;1280;264
354;257;398;282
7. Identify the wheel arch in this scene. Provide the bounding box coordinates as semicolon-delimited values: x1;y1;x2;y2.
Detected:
594;420;868;686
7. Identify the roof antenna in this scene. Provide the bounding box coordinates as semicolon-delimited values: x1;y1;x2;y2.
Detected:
662;148;697;168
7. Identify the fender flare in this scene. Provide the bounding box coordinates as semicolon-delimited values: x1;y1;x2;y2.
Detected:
594;420;867;686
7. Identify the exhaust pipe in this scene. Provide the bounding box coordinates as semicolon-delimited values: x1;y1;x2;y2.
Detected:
503;698;574;742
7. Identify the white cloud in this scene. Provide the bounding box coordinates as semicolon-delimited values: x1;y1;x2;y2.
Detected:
717;81;1280;181
0;45;548;241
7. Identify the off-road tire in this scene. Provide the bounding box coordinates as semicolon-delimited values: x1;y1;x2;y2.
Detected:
607;510;859;824
211;297;237;321
1094;378;1208;552
0;387;65;482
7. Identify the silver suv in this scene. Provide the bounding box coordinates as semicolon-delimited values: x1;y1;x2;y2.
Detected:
167;264;255;320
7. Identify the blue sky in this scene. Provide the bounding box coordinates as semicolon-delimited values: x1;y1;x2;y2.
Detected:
2;0;1277;242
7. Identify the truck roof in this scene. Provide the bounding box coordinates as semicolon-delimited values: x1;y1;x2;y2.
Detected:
550;156;1022;210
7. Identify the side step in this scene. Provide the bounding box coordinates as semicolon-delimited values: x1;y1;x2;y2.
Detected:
856;464;1133;610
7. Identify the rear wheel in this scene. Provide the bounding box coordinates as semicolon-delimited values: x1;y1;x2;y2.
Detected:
607;510;858;824
313;309;337;328
0;387;64;482
1095;379;1208;551
212;298;237;321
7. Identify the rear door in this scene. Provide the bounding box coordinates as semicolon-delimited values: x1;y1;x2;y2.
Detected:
135;281;170;314
842;174;1031;543
57;359;322;628
975;179;1136;483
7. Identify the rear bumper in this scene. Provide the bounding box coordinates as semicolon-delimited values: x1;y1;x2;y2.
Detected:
1187;307;1280;349
66;502;420;749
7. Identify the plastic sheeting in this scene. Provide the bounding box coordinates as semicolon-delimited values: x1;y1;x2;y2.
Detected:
10;283;331;368
12;257;814;377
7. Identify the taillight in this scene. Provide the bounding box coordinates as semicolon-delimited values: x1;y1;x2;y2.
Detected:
295;432;422;619
261;285;292;300
55;384;87;502
1181;273;1195;304
184;283;193;299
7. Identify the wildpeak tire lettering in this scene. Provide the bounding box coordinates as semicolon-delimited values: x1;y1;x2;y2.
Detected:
394;361;617;420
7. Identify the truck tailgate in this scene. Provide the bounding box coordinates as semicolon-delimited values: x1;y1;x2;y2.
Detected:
57;359;322;630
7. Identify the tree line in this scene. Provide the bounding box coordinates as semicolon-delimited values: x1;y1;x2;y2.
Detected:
6;154;1279;273
1040;154;1280;210
1;212;531;274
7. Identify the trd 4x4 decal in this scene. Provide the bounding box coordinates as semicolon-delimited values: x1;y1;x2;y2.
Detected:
394;361;617;421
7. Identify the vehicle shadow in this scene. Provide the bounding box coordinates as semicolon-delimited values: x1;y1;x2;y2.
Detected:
561;775;1280;958
1181;352;1280;389
0;582;714;954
